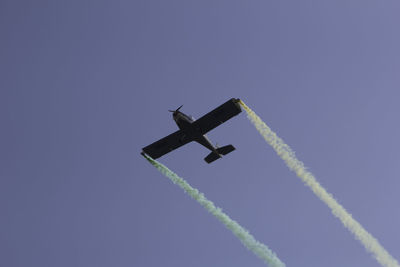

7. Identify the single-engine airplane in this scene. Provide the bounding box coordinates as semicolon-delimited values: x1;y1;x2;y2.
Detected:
141;98;242;163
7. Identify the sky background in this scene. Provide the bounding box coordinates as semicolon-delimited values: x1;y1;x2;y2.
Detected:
1;1;400;267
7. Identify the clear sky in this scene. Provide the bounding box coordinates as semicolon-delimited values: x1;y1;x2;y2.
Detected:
1;1;400;267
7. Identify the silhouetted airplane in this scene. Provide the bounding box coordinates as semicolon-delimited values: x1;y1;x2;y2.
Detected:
141;98;242;163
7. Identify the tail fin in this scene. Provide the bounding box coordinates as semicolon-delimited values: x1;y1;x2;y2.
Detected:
204;145;235;163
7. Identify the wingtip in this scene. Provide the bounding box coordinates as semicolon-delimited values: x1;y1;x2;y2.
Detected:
232;98;242;111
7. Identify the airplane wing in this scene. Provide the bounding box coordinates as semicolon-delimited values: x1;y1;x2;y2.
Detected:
142;130;193;159
192;98;242;135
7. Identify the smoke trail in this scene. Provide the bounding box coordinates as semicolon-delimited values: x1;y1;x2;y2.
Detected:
239;100;399;267
142;153;285;267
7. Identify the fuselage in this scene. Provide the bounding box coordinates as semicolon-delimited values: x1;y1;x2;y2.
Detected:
172;111;219;154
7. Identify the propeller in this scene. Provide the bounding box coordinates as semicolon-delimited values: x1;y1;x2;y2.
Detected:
168;105;183;113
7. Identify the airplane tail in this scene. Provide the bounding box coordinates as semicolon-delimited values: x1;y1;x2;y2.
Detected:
204;145;235;163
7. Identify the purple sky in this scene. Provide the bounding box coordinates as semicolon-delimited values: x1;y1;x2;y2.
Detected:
1;1;400;266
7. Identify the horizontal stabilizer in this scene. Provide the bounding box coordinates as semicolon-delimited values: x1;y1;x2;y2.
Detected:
217;144;235;155
204;145;235;163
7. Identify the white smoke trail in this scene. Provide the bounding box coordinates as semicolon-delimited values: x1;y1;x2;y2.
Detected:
142;153;285;267
239;100;399;267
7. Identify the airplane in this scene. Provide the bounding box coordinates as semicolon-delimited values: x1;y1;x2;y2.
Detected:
141;98;242;163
